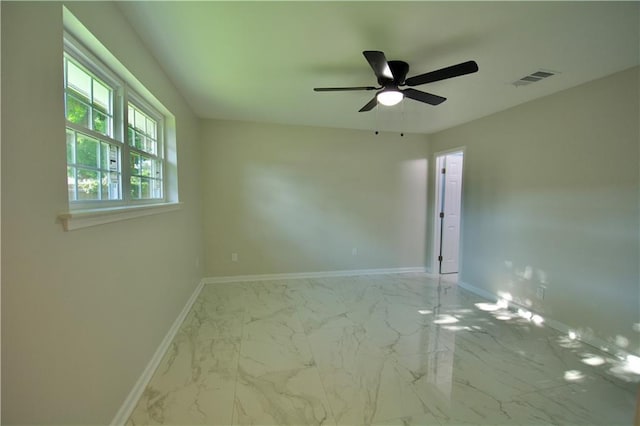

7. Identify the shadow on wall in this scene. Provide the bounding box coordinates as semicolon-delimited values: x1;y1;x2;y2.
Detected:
234;158;428;270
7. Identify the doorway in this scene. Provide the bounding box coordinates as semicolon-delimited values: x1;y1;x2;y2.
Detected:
433;150;464;274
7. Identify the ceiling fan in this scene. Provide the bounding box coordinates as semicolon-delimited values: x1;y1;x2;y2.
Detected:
313;51;478;112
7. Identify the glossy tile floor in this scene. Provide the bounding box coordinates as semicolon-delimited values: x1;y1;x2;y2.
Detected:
127;273;638;425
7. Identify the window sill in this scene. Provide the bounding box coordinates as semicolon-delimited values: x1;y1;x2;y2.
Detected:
58;202;182;231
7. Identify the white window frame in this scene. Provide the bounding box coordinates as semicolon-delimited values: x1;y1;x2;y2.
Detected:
126;93;165;203
64;43;124;207
65;32;167;208
59;30;180;231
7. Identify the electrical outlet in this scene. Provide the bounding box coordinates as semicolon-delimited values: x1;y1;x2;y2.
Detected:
352;248;358;256
536;286;545;300
231;253;238;262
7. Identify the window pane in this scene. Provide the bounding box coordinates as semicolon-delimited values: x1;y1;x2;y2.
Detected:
66;94;90;127
100;142;108;170
101;172;120;200
134;132;144;150
130;176;161;200
139;177;151;199
144;136;157;155
146;117;156;139
128;105;134;127
108;143;119;172
101;177;110;201
76;135;98;168
129;129;157;155
151;178;163;199
140;156;152;177
77;168;99;200
93;109;109;135
100;142;119;171
92;80;110;112
129;149;162;199
66;129;75;164
67;60;91;101
67;166;77;201
152;159;162;179
134;108;146;133
130;152;140;176
128;127;144;150
132;155;161;178
130;175;141;199
128;103;158;154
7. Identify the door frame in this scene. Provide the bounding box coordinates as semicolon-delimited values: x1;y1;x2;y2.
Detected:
432;147;466;275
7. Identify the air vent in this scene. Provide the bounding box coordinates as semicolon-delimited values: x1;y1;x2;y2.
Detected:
513;69;558;87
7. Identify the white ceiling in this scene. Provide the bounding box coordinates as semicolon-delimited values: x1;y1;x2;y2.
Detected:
118;1;639;134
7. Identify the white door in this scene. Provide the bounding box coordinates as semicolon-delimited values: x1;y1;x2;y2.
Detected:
439;153;463;274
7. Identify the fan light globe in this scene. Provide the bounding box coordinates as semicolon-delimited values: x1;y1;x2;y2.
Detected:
377;90;403;106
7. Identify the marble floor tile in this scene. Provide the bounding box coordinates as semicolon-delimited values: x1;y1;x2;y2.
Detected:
127;274;638;425
126;332;241;425
240;307;312;374
232;365;335;425
293;279;352;334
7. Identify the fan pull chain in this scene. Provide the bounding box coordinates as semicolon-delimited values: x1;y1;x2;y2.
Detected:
400;99;405;137
374;100;380;135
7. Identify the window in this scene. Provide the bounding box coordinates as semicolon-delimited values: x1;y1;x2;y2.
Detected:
64;34;165;208
128;103;163;200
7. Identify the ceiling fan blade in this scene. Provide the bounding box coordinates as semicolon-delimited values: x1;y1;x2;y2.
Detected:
405;60;478;87
314;86;377;92
363;51;394;81
402;88;446;105
359;96;378;112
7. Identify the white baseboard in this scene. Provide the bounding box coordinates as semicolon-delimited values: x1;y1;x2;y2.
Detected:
110;280;205;426
458;280;623;357
203;266;428;284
